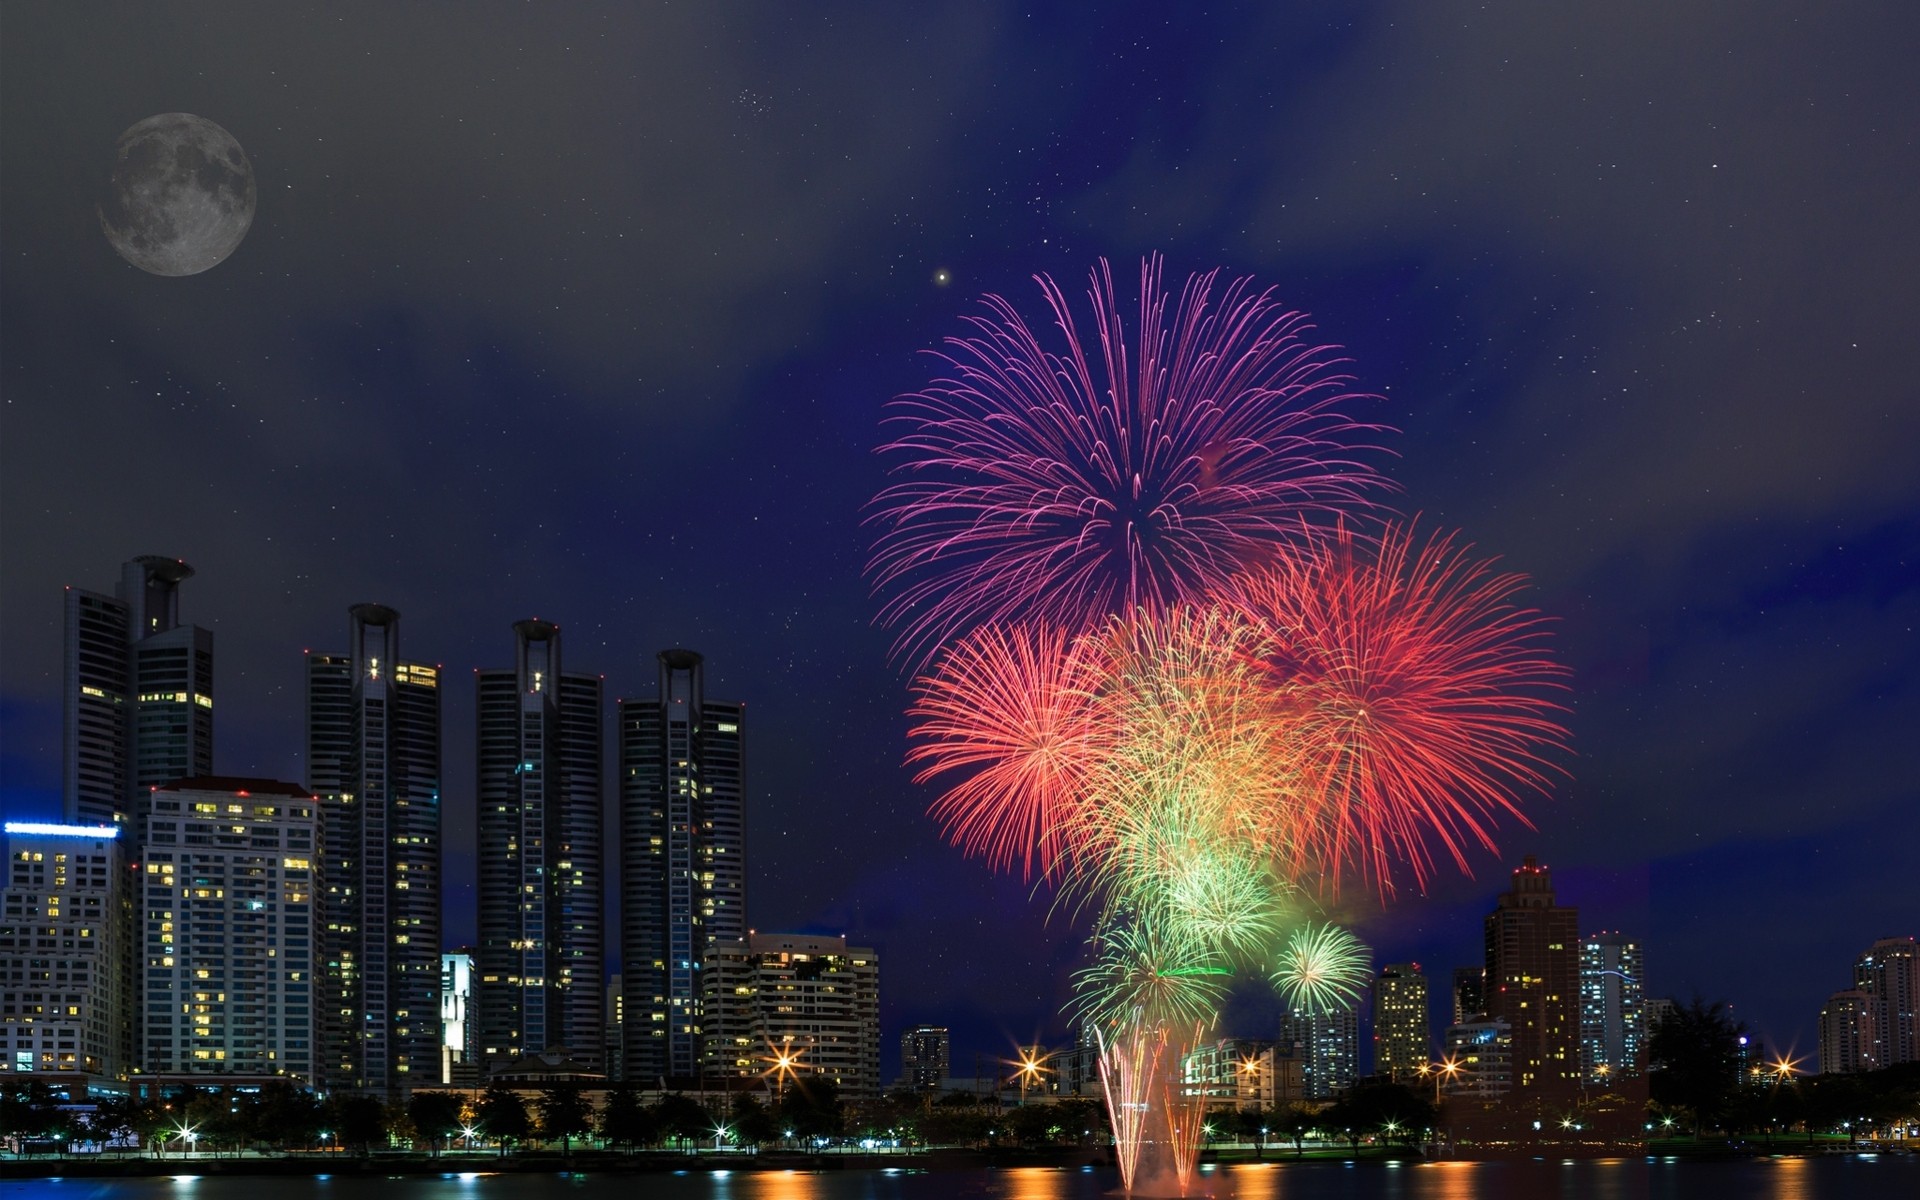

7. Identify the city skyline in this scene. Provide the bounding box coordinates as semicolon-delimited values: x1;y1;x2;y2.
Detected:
4;4;1917;1086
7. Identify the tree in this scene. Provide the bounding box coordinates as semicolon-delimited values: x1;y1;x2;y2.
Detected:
1275;1103;1316;1158
776;1076;843;1141
325;1093;389;1157
729;1093;777;1149
1648;997;1746;1135
598;1082;651;1152
476;1086;531;1157
408;1091;465;1157
655;1092;711;1150
536;1083;595;1156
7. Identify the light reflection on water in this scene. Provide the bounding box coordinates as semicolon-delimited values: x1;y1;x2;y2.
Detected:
7;1155;1918;1200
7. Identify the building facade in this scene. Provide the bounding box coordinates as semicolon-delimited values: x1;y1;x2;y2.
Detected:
475;619;604;1071
1372;963;1430;1081
1483;856;1579;1093
1818;989;1875;1076
0;822;131;1082
63;556;214;834
1453;967;1486;1024
899;1024;950;1091
1279;1004;1358;1100
1578;932;1645;1082
702;933;879;1099
306;604;442;1094
1853;936;1918;1070
1182;1037;1287;1107
618;650;744;1084
138;779;318;1081
440;950;477;1087
1444;1016;1515;1099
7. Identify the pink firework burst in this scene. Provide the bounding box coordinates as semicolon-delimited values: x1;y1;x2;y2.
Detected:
1231;520;1573;894
869;255;1391;665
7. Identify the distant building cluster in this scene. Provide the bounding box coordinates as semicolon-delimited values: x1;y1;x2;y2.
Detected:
0;556;881;1101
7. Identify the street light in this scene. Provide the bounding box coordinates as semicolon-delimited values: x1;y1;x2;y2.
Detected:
1013;1047;1048;1105
1416;1056;1463;1103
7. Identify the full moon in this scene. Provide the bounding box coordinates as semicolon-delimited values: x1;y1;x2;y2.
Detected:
99;113;256;276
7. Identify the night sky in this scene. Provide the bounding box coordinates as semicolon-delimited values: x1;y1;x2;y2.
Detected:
3;3;1916;1080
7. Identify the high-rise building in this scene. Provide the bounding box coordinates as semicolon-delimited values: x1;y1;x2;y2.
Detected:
1280;1004;1359;1100
900;1024;950;1091
0;822;131;1082
1372;963;1430;1081
1854;936;1918;1069
618;650;744;1084
1579;932;1645;1082
1819;989;1875;1075
306;604;442;1094
475;620;604;1071
63;557;214;834
1444;1017;1514;1099
138;779;319;1081
1453;967;1486;1024
1483;856;1579;1092
702;933;880;1099
440;950;477;1087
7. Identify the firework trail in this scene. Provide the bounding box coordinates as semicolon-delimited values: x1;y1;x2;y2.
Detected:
870;255;1389;665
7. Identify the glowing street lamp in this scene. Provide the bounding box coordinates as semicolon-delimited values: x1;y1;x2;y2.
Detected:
1013;1047;1048;1105
1416;1055;1463;1103
766;1035;803;1103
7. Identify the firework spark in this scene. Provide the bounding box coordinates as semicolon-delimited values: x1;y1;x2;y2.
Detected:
870;255;1389;664
1233;520;1572;892
1271;922;1371;1014
1072;914;1231;1032
907;621;1103;880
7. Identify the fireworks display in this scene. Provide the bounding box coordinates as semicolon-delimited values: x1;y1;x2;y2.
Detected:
1271;921;1373;1013
874;257;1573;1194
869;254;1388;666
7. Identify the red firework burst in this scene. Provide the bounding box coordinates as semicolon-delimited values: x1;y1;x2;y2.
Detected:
869;255;1390;665
906;621;1105;880
1231;521;1572;893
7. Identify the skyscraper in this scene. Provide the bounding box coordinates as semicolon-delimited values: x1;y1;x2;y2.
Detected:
0;821;131;1082
1280;1004;1359;1100
1579;932;1645;1081
306;604;442;1094
63;556;213;834
900;1024;951;1091
1483;856;1579;1093
475;619;605;1071
1854;936;1918;1069
138;779;319;1081
1372;963;1430;1081
618;650;744;1084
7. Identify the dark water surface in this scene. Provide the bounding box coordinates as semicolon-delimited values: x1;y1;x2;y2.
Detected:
8;1159;1918;1200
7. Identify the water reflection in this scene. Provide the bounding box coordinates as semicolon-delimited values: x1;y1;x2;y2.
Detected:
1222;1163;1280;1200
999;1167;1070;1200
742;1168;821;1200
1769;1156;1809;1200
